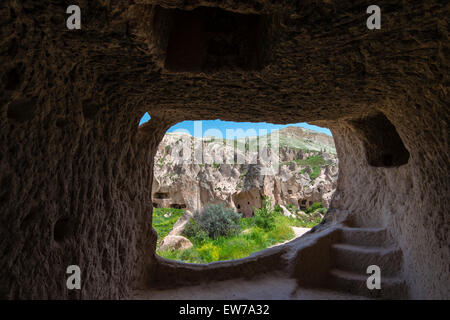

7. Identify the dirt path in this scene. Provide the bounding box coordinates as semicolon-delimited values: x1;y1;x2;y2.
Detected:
292;226;311;237
269;226;311;248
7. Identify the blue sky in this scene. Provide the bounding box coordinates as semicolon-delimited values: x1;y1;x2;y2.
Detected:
139;113;332;137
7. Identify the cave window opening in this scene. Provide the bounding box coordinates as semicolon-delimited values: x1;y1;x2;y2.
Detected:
349;113;409;167
299;199;307;210
170;204;187;209
139;112;151;126
154;192;169;199
151;120;338;264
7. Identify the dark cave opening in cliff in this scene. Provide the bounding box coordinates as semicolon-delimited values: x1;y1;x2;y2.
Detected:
151;5;270;72
139;116;341;264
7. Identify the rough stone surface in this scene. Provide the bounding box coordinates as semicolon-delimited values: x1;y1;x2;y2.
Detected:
159;235;193;251
0;0;448;299
167;210;194;236
152;127;338;216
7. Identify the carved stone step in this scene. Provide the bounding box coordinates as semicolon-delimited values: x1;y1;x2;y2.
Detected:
330;243;403;276
329;268;408;299
339;227;391;247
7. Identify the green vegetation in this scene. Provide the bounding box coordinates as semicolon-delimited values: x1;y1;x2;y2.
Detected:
295;155;329;168
156;198;325;264
284;154;330;180
152;208;185;246
158;216;295;263
240;169;249;179
184;203;241;240
213;162;220;169
156;146;172;169
305;201;323;214
308;166;321;180
254;196;276;231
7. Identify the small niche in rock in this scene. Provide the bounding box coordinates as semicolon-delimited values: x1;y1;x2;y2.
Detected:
82;100;101;120
53;218;74;244
349;113;410;167
154;192;169;199
7;98;37;122
153;6;269;72
4;64;23;91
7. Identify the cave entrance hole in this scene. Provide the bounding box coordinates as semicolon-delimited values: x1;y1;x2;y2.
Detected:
151;5;271;72
141;118;339;264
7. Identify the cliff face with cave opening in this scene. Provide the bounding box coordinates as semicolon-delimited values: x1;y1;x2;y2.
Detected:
152;126;338;216
0;0;448;299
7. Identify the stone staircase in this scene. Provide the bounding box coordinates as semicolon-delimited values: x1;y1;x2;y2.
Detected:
328;226;408;299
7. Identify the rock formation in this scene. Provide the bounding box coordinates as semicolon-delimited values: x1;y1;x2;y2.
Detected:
0;0;448;299
152;127;338;216
159;235;193;251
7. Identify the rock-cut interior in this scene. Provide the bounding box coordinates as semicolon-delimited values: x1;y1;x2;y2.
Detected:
0;0;448;300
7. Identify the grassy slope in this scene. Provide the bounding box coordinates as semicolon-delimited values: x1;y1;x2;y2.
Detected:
155;127;332;263
178;127;337;156
155;208;323;264
152;208;185;246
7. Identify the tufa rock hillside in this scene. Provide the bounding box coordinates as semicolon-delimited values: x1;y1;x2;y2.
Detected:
152;126;338;216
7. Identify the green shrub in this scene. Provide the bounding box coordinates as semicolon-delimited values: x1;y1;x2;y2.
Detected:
286;203;297;213
239;217;255;229
305;202;323;214
197;243;220;262
273;204;283;214
266;220;294;244
183;219;209;244
157;196;324;264
184;203;241;240
309;167;321;180
254;196;276;231
245;227;267;247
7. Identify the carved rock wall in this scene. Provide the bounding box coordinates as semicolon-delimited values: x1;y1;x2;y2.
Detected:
0;0;448;299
